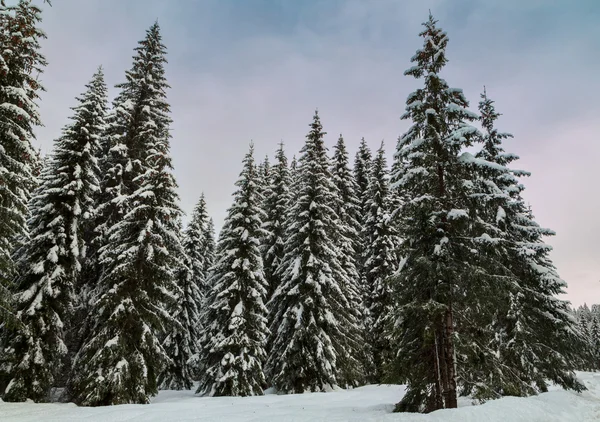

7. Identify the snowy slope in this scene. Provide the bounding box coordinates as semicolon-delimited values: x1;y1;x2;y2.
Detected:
1;372;599;422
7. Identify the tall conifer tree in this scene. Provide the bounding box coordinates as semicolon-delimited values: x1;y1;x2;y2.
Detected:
457;89;584;398
68;22;183;406
267;111;360;392
389;14;485;412
0;0;46;330
197;145;269;397
330;134;371;384
261;143;291;302
361;142;399;383
2;66;104;402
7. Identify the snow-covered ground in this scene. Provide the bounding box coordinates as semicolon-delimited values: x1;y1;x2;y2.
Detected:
1;372;599;421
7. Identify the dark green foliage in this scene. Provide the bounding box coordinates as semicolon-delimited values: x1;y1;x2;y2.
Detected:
267;111;363;393
261;143;291;302
0;0;46;333
361;142;399;383
68;22;183;406
2;65;104;402
330;134;371;385
389;13;485;412
197;145;269;397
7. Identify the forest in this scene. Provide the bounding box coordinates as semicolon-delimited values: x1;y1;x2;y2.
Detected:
0;0;598;415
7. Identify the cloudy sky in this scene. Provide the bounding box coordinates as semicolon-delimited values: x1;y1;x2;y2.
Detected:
30;0;599;306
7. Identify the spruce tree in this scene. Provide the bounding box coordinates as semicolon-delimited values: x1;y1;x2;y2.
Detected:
2;66;104;402
388;14;485;412
0;0;46;330
68;22;183;406
160;193;211;385
266;111;359;392
330;134;371;385
197;145;269;397
261;143;291;302
353;137;373;303
158;251;202;390
184;193;211;295
458;89;585;398
361;142;399;383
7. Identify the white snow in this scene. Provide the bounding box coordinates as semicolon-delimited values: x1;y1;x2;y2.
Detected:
2;372;598;422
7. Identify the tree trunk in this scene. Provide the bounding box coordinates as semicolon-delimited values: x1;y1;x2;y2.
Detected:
443;305;458;408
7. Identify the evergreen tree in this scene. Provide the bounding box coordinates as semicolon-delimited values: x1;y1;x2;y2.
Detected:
266;111;360;392
388;14;486;412
353;137;372;302
361;142;399;383
458;88;585;398
330;134;371;385
0;0;46;330
184;193;211;294
169;194;211;380
68;22;184;406
2;66;104;402
261;143;291;302
158;249;202;390
197;145;269;397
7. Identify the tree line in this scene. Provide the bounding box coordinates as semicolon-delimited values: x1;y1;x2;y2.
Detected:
0;1;589;413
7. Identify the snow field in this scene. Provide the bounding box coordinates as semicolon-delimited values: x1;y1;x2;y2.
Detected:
1;372;599;422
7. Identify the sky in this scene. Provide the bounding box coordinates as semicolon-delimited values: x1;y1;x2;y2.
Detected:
27;0;599;306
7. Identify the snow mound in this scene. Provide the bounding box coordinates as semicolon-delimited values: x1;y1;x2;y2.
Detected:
1;372;599;421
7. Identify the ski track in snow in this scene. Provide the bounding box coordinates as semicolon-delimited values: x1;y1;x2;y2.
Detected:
1;372;599;422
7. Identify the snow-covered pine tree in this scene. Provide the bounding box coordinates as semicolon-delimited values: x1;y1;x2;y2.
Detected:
330;134;371;385
266;111;360;393
261;143;291;302
352;137;373;302
68;22;184;406
158;246;202;390
59;67;109;385
184;193;211;294
388;14;487;412
361;142;399;383
166;194;211;382
0;0;46;330
2;65;105;402
458;88;585;398
197;144;269;397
